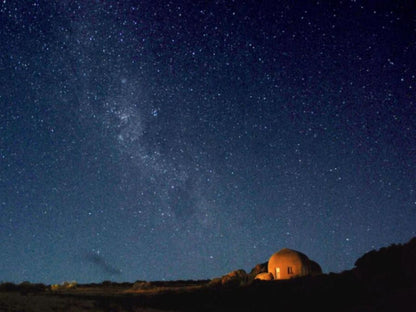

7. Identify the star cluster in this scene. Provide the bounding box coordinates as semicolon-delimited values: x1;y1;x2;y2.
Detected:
1;0;415;284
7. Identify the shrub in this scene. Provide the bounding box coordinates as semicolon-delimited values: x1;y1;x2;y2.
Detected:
0;282;18;292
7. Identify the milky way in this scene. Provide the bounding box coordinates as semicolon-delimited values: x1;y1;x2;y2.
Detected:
1;1;415;284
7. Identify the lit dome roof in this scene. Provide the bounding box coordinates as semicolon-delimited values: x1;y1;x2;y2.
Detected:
267;248;322;279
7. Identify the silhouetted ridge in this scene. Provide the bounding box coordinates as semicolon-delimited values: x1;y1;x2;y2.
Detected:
354;237;416;286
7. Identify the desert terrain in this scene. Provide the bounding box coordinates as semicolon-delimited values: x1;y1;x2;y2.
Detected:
1;237;416;311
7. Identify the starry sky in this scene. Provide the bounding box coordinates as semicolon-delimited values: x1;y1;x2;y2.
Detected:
1;0;415;284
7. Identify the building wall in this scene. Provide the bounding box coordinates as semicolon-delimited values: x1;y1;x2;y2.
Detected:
268;255;304;279
268;248;319;280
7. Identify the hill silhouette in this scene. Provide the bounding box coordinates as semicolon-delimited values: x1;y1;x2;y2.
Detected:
1;237;416;311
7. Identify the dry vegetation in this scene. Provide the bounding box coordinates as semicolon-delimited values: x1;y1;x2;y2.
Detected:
1;237;416;312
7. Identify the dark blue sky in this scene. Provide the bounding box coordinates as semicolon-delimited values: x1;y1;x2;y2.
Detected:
1;0;415;284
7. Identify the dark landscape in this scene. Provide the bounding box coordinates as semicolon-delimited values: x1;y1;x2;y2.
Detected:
1;1;416;311
1;236;416;312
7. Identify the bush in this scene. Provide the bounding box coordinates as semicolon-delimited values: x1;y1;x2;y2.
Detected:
0;282;18;292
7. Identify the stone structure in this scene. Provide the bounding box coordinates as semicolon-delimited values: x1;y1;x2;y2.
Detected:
256;248;322;280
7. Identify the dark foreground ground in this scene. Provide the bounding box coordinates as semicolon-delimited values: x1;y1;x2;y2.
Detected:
1;237;416;312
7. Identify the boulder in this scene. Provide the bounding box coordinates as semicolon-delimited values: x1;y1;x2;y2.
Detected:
248;262;268;280
254;272;274;281
209;269;249;287
221;269;248;286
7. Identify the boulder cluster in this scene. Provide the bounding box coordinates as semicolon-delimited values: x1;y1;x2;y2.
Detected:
209;262;268;287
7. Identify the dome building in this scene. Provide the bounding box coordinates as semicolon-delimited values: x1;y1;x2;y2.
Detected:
256;248;322;280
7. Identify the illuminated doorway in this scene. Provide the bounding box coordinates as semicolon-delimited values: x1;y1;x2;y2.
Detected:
276;267;280;279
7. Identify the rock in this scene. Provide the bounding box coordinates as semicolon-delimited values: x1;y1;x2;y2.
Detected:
209;269;249;287
248;262;268;280
221;269;248;286
254;272;274;280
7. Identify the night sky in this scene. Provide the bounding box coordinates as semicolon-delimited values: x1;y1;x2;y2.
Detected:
1;0;415;285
